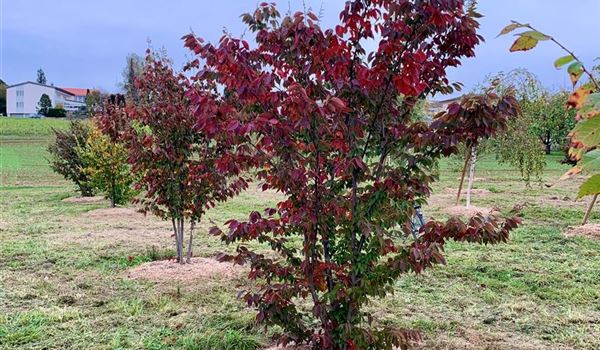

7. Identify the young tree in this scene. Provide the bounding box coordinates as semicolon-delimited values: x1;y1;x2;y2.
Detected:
80;125;136;207
36;69;47;84
48;120;95;196
185;2;521;348
452;92;519;206
480;70;547;186
121;53;144;102
97;52;248;264
37;93;52;116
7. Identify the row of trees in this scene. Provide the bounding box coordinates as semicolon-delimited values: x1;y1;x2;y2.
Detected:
51;2;524;348
48;120;136;207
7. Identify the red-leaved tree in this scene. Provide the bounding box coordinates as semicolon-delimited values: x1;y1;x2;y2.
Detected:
183;1;521;348
97;52;248;264
450;91;519;207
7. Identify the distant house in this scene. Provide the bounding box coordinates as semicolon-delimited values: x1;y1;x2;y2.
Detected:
425;96;463;118
6;81;90;117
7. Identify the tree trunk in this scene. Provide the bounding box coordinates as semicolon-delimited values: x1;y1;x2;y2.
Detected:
186;220;195;264
178;218;185;265
544;132;552;154
172;219;181;263
465;145;478;209
456;145;472;205
582;194;598;226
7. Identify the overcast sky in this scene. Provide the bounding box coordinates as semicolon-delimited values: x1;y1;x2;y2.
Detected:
2;0;599;98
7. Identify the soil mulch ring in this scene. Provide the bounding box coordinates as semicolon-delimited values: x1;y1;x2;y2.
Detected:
443;205;499;217
564;224;600;240
126;257;244;283
83;207;149;221
62;196;106;204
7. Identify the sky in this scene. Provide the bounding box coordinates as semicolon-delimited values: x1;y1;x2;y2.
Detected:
2;0;599;98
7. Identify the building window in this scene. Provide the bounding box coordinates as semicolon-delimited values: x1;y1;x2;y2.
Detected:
16;90;24;97
16;102;24;109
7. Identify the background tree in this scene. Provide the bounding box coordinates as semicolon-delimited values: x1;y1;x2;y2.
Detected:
47;120;95;196
531;91;577;154
85;89;103;117
486;70;547;186
494;111;546;185
0;79;6;115
498;69;576;155
79;125;135;207
97;52;247;264
185;2;521;348
37;93;52;116
36;69;47;84
120;53;144;102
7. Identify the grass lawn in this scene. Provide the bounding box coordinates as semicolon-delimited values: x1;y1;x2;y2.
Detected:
0;117;69;137
1;118;599;349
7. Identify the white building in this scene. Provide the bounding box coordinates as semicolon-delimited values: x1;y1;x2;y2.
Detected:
6;81;88;117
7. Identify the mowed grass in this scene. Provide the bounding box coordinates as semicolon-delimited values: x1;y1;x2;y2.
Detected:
1;117;599;349
0;117;69;137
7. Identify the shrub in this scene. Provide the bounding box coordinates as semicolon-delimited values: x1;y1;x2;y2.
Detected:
46;108;67;118
185;2;521;348
47;120;94;196
79;126;136;207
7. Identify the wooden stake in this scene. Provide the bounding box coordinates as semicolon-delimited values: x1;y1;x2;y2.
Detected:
456;145;472;205
465;145;478;209
582;193;598;226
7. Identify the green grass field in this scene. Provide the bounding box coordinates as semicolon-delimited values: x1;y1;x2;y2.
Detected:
1;117;599;349
0;117;69;137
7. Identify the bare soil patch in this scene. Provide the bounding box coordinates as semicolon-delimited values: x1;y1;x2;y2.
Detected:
415;328;564;350
125;257;244;283
443;205;499;217
564;224;600;240
83;207;148;221
70;227;172;247
62;196;105;204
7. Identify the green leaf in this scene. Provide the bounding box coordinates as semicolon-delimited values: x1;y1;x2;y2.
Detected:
519;30;550;41
554;55;574;69
509;36;538;52
585;93;600;111
580;149;600;172
567;62;584;86
497;23;523;37
571;116;600;147
577;174;600;199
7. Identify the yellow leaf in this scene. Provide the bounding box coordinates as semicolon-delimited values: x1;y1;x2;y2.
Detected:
509;36;538;52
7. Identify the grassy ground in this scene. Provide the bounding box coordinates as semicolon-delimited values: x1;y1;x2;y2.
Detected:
1;118;599;349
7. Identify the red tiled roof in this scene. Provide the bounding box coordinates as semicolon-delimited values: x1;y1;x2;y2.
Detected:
60;87;89;96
